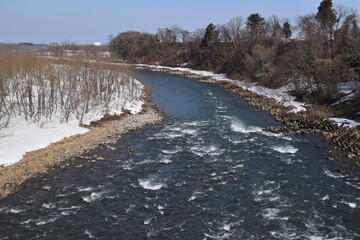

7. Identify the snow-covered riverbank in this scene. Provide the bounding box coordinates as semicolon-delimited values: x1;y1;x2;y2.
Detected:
0;99;143;167
137;64;360;128
0;61;144;167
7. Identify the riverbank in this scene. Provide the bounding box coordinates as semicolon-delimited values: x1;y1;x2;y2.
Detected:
137;65;360;176
0;106;162;198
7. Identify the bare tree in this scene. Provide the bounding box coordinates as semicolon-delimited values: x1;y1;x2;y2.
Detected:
266;15;283;39
221;17;244;47
192;28;206;43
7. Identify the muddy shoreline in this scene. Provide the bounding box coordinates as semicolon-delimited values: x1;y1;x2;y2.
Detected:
137;65;360;176
0;106;162;199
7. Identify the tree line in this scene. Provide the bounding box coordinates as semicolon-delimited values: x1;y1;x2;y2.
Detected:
110;0;360;105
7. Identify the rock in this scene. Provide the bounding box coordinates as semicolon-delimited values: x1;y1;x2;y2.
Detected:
96;156;105;161
42;186;51;191
264;126;289;133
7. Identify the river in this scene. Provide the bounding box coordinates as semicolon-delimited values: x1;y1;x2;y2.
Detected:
1;70;360;239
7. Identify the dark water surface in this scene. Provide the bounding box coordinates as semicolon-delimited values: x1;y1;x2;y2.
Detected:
1;70;360;239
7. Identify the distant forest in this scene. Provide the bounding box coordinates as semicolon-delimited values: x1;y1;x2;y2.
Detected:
110;0;360;105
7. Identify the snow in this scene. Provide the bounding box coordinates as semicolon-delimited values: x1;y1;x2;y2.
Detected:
330;118;360;128
331;81;358;106
340;81;357;94
0;76;144;167
0;118;88;166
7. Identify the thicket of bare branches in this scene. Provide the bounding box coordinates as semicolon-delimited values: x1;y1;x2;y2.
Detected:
0;48;142;129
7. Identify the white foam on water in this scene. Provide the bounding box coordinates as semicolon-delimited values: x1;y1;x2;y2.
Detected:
20;219;32;225
167;133;184;139
125;204;136;213
169;127;182;131
281;157;301;165
260;131;282;137
188;195;197;201
77;186;95;192
343;202;357;209
188;190;204;201
175;181;187;187
183;120;207;127
159;158;172;164
282;136;293;141
345;181;360;190
190;144;224;157
84;230;95;239
4;207;26;214
203;232;232;240
82;191;106;203
262;208;289;221
42;203;56;209
137;159;155;165
320;195;330;201
122;163;133;170
161;149;180;154
233;164;244;169
181;128;198;135
323;169;344;179
272;145;298;154
231;120;262;134
36;216;59;226
138;178;165;190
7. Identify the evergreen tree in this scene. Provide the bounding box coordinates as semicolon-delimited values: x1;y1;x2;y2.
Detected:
282;22;292;39
316;0;337;28
246;13;265;33
316;0;337;59
200;23;218;49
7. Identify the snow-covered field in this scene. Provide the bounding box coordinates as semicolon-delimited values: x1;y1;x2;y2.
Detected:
0;67;144;166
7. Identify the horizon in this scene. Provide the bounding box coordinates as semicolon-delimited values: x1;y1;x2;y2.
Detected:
1;0;359;44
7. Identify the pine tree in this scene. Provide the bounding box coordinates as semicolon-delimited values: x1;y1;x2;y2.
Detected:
246;13;265;33
316;0;337;59
282;22;292;39
200;23;218;49
316;0;337;39
316;0;337;28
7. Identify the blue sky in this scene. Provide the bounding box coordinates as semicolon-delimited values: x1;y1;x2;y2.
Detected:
0;0;359;44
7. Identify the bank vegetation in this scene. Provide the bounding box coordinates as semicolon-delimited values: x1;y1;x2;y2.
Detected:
109;0;360;119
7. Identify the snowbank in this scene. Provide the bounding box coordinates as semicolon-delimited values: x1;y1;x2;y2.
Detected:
0;118;88;166
330;118;360;128
0;81;144;167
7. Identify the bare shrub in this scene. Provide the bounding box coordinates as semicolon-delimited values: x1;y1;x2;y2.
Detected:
0;49;143;129
243;44;278;87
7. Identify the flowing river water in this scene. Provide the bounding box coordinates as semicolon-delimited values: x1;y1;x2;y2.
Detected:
1;70;360;239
